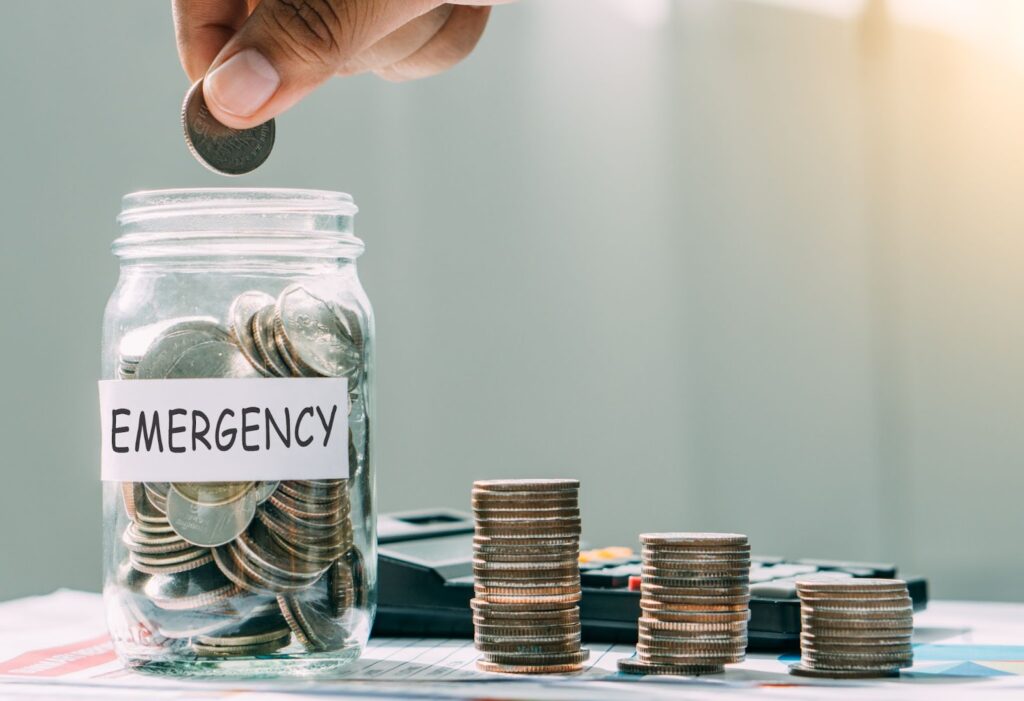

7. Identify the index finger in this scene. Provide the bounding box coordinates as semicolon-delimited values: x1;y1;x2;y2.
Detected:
173;0;251;81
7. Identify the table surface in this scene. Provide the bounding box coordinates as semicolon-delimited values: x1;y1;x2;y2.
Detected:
2;590;1023;699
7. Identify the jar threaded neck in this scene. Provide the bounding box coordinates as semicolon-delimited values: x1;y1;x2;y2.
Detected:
114;188;361;260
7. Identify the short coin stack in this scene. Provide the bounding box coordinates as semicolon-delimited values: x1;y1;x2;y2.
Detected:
471;479;588;674
791;578;914;678
618;533;751;676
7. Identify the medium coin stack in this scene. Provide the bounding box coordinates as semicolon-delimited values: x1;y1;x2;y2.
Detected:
113;285;368;657
471;479;588;674
790;578;914;678
618;533;751;676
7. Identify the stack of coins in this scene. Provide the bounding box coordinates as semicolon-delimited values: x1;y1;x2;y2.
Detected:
619;533;751;676
791;578;914;678
471;479;588;674
112;285;369;658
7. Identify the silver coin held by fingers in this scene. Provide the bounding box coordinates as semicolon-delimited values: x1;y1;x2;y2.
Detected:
182;79;275;176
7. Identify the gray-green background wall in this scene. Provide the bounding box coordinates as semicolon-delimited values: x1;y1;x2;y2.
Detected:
2;0;1022;601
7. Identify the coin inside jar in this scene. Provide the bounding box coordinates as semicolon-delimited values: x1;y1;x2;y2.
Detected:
166;486;258;548
172;482;256;505
229;291;277;375
276;284;362;378
163;341;263;379
134;324;231;380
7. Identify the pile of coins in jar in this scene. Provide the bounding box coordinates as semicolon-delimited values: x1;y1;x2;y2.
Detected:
113;284;368;657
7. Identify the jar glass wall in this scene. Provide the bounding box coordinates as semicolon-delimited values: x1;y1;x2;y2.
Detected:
100;189;376;677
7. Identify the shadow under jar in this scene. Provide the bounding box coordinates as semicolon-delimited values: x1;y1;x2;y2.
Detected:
100;189;376;677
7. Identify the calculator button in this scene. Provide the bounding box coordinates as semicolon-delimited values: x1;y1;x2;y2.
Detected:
836;567;875;578
750;578;800;599
795;558;897;578
761;564;818;579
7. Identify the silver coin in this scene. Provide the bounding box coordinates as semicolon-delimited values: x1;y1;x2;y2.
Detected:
119;317;222;367
273;316;318;377
789;662;900;679
134;518;176;536
237;521;332;578
130;550;214;576
166;487;258;548
172;482;256;506
278;584;348;652
121;482;145;523
268;489;344;518
268;528;347;566
254;481;280;504
276;285;362;378
164;340;263;379
333;301;365;353
135;323;230;379
229;291;276;375
135;488;169;524
144;483;169;514
328;557;355;618
252;305;292;377
145;562;240;611
277;479;346;504
240;555;326;593
227;539;322;593
195;612;292;647
192;636;291;657
256;506;344;549
145;482;170;498
181;79;275;176
122;524;193;555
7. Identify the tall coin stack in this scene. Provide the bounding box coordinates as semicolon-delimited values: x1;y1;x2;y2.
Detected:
790;578;914;678
618;533;750;676
471;479;588;674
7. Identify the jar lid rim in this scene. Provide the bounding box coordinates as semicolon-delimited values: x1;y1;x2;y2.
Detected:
118;188;357;224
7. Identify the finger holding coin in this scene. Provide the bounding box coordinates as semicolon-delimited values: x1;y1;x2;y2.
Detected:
182;79;275;176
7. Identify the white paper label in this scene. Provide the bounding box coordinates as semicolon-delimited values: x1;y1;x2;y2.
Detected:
99;378;348;482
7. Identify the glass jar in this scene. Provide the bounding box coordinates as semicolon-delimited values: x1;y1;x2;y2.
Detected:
99;188;375;677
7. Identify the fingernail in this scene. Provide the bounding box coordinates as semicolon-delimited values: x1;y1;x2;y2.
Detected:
205;49;280;118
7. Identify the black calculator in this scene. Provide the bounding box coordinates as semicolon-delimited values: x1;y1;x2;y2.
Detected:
373;509;929;651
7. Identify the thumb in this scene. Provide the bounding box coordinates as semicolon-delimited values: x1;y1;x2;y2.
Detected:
203;0;443;129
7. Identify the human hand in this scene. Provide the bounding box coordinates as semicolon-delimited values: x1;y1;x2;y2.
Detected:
173;0;509;128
